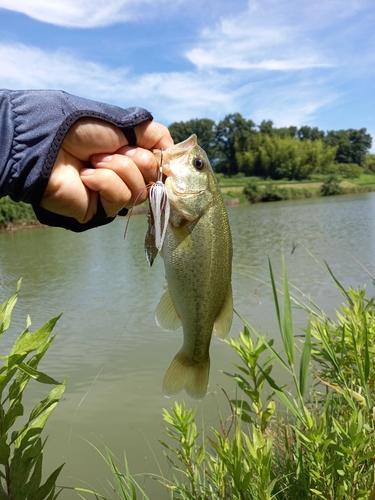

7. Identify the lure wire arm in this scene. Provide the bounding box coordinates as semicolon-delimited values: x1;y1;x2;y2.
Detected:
157;150;164;182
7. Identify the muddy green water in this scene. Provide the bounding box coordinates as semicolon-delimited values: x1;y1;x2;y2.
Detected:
1;193;375;498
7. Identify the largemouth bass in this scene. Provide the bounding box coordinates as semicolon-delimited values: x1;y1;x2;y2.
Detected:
151;135;233;400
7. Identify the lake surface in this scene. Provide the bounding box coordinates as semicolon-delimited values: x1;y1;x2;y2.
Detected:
1;193;375;497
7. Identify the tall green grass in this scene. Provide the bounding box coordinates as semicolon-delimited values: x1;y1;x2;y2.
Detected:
79;258;375;499
2;261;374;499
0;281;66;499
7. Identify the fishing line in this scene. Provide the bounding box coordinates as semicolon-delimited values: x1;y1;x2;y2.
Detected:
66;294;141;457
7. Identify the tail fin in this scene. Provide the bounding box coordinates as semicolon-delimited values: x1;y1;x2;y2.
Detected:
162;350;210;400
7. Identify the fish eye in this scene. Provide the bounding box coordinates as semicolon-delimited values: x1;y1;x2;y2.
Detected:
193;156;205;171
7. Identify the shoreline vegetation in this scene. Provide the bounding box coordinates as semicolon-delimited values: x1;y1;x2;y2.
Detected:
0;197;40;231
2;172;375;230
219;172;375;204
2;114;374;229
2;262;375;498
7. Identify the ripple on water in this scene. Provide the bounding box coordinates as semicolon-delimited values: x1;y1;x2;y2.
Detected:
1;195;375;498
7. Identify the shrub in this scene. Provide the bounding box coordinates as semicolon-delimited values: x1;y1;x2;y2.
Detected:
364;154;375;174
243;181;262;203
0;197;36;227
336;163;363;178
320;175;343;196
244;182;288;203
261;185;288;202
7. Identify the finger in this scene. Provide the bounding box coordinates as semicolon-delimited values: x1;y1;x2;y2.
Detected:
110;147;159;184
81;159;148;215
133;121;174;150
63;119;128;161
91;152;150;195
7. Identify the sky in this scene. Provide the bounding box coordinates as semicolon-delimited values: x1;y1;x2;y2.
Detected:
0;0;374;147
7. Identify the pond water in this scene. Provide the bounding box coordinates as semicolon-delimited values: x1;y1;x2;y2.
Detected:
1;193;375;497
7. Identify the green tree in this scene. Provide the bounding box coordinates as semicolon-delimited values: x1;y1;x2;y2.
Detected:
325;128;372;166
364;153;375;173
297;125;325;141
215;113;256;175
168;118;217;160
258;120;274;136
237;134;336;180
306;139;337;175
274;125;298;139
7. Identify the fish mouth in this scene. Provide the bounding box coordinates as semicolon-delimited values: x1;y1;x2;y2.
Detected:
171;186;205;196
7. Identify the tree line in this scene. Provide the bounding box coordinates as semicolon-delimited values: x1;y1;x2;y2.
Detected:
169;114;374;180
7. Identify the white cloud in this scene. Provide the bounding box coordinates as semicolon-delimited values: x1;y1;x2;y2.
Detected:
0;42;339;127
187;49;333;71
248;84;340;129
185;0;374;73
185;3;337;72
2;0;371;29
1;0;373;131
0;43;236;123
0;0;183;27
0;43;125;91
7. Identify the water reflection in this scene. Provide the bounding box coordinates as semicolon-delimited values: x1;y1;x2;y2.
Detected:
1;193;375;497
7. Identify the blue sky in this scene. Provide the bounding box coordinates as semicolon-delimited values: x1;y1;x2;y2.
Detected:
0;0;374;147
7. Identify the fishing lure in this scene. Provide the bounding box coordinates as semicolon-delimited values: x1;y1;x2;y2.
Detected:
149;151;170;251
145;150;170;266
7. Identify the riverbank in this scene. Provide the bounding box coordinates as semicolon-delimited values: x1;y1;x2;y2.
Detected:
0;197;39;231
2;173;375;229
219;173;375;204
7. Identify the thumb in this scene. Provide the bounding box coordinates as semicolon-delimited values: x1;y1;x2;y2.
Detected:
63;119;128;162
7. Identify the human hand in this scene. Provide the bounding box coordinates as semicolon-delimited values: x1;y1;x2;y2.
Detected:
39;118;173;224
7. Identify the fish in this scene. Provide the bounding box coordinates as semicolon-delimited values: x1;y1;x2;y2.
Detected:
151;134;233;400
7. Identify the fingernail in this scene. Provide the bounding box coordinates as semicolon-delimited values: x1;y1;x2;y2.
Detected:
123;147;136;157
91;154;113;163
80;168;95;176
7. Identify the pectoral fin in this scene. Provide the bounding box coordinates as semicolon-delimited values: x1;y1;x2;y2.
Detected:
213;285;233;340
155;289;181;331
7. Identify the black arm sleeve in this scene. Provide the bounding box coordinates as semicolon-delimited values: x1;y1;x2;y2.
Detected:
0;89;153;231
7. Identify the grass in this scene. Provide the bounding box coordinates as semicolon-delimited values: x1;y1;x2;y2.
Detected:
346;173;375;186
2;260;375;499
75;256;375;499
237;173;375;204
218;174;375;203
